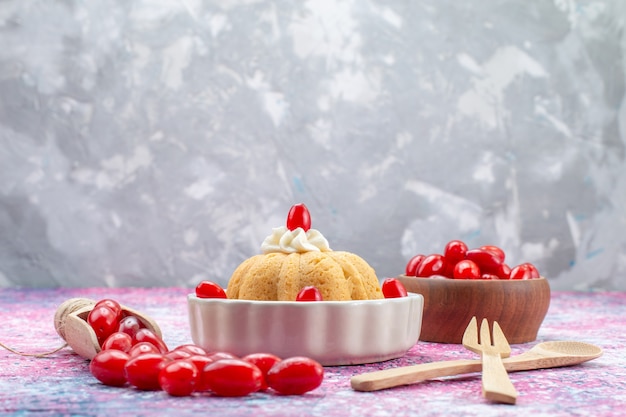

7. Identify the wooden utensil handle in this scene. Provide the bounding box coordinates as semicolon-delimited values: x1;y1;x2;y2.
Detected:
350;359;482;392
481;352;518;404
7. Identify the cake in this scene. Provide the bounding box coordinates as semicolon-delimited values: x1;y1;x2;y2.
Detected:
226;204;384;301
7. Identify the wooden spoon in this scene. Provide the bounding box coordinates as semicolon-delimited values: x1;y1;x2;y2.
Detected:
351;340;602;392
54;298;161;360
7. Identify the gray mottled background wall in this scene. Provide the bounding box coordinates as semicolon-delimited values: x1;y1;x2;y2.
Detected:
1;0;625;290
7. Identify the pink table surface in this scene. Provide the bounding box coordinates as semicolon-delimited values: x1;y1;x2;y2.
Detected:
1;288;625;417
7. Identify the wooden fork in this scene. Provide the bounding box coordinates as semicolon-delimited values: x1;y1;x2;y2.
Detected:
462;316;518;404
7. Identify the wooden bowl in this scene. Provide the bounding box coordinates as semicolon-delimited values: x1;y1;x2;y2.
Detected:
396;276;551;344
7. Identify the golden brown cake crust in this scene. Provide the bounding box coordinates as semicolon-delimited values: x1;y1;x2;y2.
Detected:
226;254;262;299
226;251;384;301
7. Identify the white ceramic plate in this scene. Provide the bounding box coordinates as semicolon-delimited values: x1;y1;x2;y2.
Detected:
187;293;424;366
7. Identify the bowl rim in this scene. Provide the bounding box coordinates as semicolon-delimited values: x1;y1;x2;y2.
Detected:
397;275;548;284
187;291;423;306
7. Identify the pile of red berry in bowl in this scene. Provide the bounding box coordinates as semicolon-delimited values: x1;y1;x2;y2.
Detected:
396;240;550;344
188;279;424;366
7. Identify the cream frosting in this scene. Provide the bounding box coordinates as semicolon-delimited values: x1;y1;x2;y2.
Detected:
261;226;331;254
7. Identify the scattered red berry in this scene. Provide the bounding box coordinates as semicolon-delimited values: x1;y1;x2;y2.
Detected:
89;349;129;387
286;203;312;232
203;359;263;397
124;353;170;391
158;359;199;397
206;351;238;362
242;353;282;391
195;281;228;299
133;328;168;353
382;278;408;298
88;305;120;345
164;349;192;361
187;355;215;392
101;332;133;353
86;298;326;398
266;356;324;395
129;342;161;358
296;286;323;301
94;299;123;322
117;315;145;339
173;344;207;356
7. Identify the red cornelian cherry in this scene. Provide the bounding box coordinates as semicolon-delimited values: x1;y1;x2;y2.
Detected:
480;245;506;264
494;263;511;279
242;353;282;391
206;351;238;362
87;305;119;345
405;254;425;276
129;342;161;358
509;263;533;280
481;273;500;280
94;299;123;322
195;280;228;299
174;344;208;356
286;203;311;232
118;315;145;339
158;359;199;397
203;359;263;397
124;353;170;391
101;332;133;353
187;355;215;392
444;240;468;265
133;328;169;353
382;278;408;298
266;356;324;395
84;297;330;397
453;260;481;279
296;286;323;301
440;259;457;278
416;254;446;277
523;262;541;278
165;350;192;361
465;249;503;276
89;349;130;387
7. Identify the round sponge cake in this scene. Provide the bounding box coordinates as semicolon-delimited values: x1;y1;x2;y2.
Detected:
226;251;384;301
